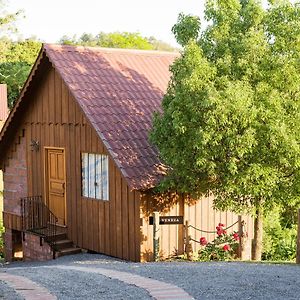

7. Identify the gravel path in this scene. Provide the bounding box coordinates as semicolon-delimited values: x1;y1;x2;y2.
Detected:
0;280;24;300
1;253;300;300
3;267;151;299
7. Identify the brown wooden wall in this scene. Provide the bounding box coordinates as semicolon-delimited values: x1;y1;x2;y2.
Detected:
3;212;22;231
140;192;253;261
9;61;141;261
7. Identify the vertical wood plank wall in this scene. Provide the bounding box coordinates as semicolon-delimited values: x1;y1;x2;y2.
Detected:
140;193;253;261
22;63;140;261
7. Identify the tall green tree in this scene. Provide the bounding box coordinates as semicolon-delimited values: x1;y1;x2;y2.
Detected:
0;39;41;107
151;0;300;260
0;1;40;108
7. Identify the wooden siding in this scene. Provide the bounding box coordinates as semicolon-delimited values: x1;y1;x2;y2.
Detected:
19;62;140;261
140;192;253;261
3;212;22;231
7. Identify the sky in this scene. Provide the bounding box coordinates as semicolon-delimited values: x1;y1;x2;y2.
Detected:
6;0;205;47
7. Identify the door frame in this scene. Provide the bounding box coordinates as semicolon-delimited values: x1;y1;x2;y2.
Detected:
44;146;67;226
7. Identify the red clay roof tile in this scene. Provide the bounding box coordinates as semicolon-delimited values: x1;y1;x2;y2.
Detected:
44;44;177;190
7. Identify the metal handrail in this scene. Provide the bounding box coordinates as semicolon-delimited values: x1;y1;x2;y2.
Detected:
21;195;58;252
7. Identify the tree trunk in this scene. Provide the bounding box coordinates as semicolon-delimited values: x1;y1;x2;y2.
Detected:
252;206;263;261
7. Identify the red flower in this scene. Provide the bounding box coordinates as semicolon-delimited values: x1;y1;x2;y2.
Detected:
223;244;230;251
218;223;225;227
233;232;239;241
200;237;208;246
217;229;223;236
217;229;226;236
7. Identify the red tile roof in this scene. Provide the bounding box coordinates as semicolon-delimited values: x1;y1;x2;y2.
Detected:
44;44;177;190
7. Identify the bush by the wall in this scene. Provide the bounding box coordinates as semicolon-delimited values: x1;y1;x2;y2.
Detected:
262;207;297;262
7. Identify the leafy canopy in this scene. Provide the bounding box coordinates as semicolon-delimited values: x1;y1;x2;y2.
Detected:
0;1;41;108
0;39;41;108
151;0;300;213
59;32;176;52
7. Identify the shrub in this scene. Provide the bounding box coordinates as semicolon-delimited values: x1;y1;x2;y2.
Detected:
263;207;297;261
198;223;239;261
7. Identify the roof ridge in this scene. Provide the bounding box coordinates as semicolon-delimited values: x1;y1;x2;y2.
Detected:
44;43;179;56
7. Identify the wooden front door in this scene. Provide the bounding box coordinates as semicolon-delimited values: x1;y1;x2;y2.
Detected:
45;148;66;226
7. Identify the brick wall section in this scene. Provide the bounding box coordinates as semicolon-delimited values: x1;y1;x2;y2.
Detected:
23;232;53;261
4;228;13;261
3;134;28;262
3;134;27;215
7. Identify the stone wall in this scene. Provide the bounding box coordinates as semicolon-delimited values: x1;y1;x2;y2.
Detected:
3;134;27;215
3;228;13;261
23;232;53;261
3;134;28;262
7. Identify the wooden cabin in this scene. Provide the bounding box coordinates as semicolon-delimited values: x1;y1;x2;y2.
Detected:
0;44;253;262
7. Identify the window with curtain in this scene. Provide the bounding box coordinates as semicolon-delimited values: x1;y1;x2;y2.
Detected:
81;153;109;200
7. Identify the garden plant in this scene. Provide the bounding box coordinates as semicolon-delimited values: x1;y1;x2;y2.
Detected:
198;223;240;261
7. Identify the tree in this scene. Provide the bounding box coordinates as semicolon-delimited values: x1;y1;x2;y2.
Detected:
59;32;177;51
0;39;41;108
0;1;40;108
0;0;21;37
151;0;300;260
60;32;154;50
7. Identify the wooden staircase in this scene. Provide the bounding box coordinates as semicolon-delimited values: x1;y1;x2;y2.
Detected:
21;196;81;259
52;231;81;258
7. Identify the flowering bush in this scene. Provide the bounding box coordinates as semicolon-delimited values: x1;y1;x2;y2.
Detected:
198;223;239;261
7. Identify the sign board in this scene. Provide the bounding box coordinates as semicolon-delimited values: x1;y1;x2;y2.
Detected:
149;216;183;225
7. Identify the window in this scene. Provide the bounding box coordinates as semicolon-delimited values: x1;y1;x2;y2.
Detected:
81;153;109;200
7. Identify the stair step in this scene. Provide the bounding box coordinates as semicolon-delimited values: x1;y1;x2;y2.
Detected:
56;247;82;258
52;233;68;241
54;239;73;250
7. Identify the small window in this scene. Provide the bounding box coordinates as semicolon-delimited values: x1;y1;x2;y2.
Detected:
81;153;109;200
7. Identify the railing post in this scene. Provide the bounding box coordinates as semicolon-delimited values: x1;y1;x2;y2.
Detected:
297;209;300;264
153;211;160;262
185;220;193;261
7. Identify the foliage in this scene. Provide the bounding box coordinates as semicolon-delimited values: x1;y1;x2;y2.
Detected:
147;36;177;52
0;0;22;37
171;13;200;47
0;1;40;107
0;39;41;108
198;223;239;261
262;207;297;261
151;0;300;215
59;32;176;52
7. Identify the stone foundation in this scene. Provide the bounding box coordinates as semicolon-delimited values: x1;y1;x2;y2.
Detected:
4;228;13;261
23;232;53;261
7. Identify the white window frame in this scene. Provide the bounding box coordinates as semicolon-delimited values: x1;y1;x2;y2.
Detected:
81;153;109;200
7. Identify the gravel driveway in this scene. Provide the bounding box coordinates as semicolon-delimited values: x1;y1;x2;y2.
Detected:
1;254;300;299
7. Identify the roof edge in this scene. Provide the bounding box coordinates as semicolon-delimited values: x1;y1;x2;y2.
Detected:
44;43;179;56
0;44;45;151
